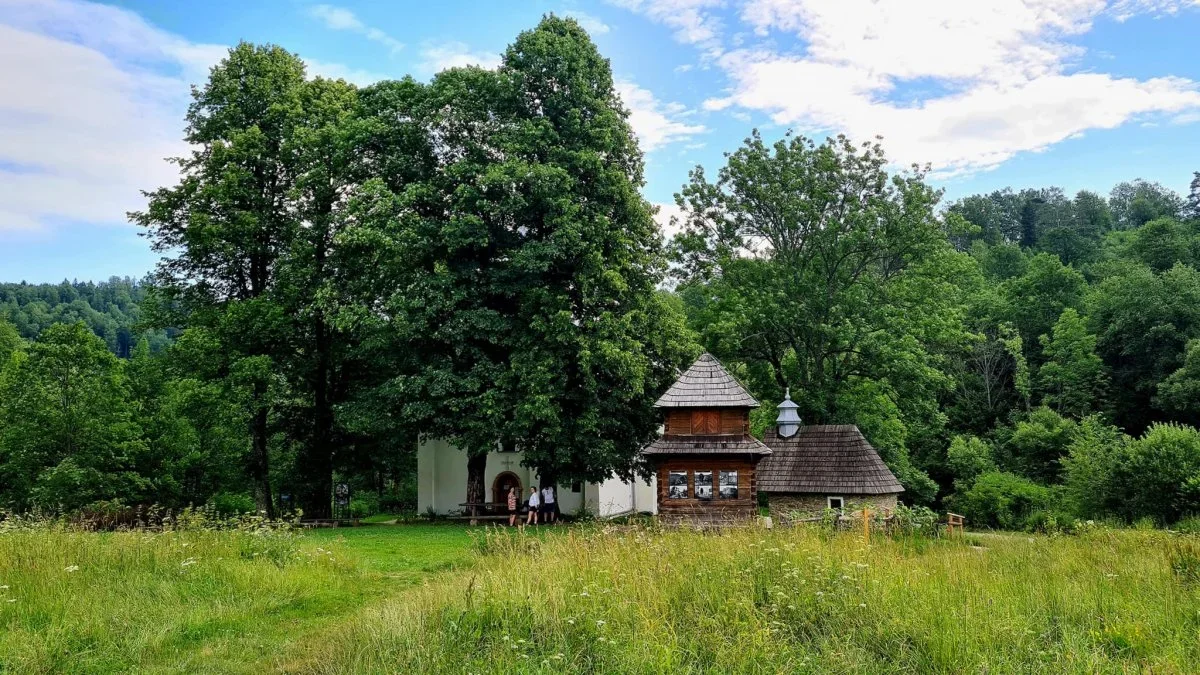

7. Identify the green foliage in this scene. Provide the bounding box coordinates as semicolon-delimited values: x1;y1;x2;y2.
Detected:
1115;423;1200;524
670;131;953;501
997;407;1079;483
0;278;169;357
946;435;996;486
0;323;147;511
952;471;1053;530
1037;308;1107;417
1129;217;1196;272
1155;338;1200;424
1110;179;1183;230
1089;262;1200;433
1062;416;1128;518
998;253;1086;363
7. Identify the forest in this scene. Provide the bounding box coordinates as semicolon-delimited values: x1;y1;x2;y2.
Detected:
2;15;1200;529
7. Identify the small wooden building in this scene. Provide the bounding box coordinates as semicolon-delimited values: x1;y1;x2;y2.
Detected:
643;353;770;526
759;391;903;524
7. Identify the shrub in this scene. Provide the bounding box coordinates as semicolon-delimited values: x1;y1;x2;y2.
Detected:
1116;423;1200;524
206;492;256;517
888;503;939;537
951;471;1052;530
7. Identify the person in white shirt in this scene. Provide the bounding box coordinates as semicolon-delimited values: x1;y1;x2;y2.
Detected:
541;485;557;524
526;486;540;526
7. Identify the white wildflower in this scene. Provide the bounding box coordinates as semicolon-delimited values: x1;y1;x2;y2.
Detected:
64;565;80;573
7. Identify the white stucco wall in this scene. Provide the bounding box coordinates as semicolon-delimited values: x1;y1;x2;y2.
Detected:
417;438;654;517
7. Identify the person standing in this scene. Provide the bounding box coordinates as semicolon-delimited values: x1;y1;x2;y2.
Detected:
541;485;556;524
507;486;519;527
526;486;540;526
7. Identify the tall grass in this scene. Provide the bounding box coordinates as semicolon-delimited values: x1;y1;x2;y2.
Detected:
0;518;364;673
289;525;1200;674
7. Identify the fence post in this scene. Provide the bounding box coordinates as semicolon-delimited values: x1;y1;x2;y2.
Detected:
862;506;872;545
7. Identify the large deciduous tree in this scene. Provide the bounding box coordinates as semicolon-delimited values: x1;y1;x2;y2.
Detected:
340;16;694;513
131;42;308;516
670;132;959;502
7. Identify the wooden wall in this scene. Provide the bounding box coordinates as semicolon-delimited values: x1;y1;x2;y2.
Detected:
663;409;749;436
655;456;759;524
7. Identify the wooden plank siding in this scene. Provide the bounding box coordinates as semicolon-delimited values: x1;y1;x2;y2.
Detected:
656;456;758;523
663;409;749;437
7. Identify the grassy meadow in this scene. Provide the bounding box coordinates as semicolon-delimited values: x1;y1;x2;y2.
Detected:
288;525;1200;674
0;521;477;673
1;520;1198;674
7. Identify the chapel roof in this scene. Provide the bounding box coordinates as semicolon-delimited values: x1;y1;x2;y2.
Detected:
757;425;903;495
653;353;760;408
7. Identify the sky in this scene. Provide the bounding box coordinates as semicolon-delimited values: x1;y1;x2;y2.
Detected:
2;0;1200;283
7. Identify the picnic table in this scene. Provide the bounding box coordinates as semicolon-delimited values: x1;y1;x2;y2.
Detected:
456;502;515;525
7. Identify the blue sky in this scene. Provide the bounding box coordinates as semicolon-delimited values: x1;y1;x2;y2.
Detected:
2;0;1200;283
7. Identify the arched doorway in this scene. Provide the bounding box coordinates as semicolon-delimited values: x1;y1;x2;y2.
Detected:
492;471;522;512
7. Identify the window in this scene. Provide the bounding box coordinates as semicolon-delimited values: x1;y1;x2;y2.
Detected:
827;496;844;511
718;471;739;499
668;471;688;499
571;482;582;493
694;470;713;500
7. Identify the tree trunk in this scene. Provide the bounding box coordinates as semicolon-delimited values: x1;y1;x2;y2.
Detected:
299;315;335;519
251;383;276;519
465;451;488;525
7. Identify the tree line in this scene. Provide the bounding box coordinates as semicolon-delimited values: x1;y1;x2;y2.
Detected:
0;278;170;357
2;15;1199;527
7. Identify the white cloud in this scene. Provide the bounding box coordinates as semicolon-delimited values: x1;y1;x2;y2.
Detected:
0;1;211;232
606;0;726;54
616;81;708;152
565;11;611;34
308;4;405;55
0;0;376;233
1109;0;1200;21
696;0;1200;175
417;41;501;75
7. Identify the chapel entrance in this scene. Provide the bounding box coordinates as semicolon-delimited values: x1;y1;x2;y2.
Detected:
492;471;522;511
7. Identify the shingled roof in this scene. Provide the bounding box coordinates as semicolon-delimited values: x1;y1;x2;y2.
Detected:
758;425;903;495
642;434;771;456
654;353;760;408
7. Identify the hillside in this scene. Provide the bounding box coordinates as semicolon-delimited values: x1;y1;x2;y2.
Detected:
0;278;169;357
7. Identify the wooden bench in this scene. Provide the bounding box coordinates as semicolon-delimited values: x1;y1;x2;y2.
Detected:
946;512;966;536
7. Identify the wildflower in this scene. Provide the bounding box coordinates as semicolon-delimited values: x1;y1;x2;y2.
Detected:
5;599;14;604
579;591;589;597
567;619;575;625
181;558;197;567
858;603;867;608
0;585;8;590
596;619;606;627
64;565;80;573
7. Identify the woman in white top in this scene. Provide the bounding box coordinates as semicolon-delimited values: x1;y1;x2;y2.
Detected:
540;485;556;524
526;486;540;525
